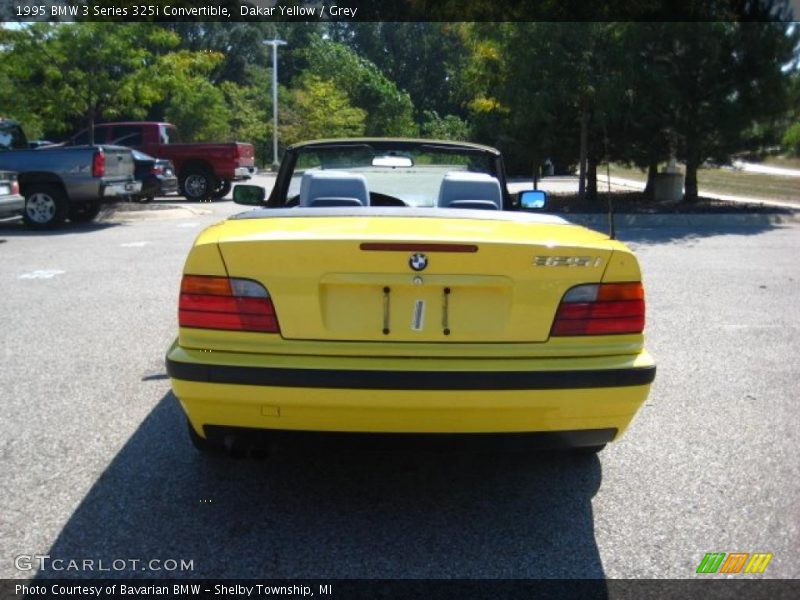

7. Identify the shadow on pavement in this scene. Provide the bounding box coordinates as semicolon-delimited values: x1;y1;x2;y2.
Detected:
0;218;120;236
38;392;606;581
615;222;786;244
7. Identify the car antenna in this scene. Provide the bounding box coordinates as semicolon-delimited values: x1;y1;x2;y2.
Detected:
603;126;616;240
606;175;616;240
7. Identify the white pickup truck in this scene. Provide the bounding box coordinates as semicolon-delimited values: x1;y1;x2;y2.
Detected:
0;119;140;228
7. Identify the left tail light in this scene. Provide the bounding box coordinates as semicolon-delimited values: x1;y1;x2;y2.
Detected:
178;275;280;333
11;178;19;195
92;150;105;177
551;282;645;336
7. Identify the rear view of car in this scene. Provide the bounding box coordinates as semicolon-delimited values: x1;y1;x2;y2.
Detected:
131;150;178;202
167;139;655;456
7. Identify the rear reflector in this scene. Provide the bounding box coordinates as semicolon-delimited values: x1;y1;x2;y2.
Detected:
551;282;645;336
179;275;280;333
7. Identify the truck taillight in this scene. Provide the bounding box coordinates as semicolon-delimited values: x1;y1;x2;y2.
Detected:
551;282;645;336
92;150;105;177
178;275;280;333
11;179;19;195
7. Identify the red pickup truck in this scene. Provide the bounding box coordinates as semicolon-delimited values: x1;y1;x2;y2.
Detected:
68;122;256;201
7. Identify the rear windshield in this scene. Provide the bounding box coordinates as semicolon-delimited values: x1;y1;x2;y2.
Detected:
0;122;29;151
160;125;181;144
285;144;498;208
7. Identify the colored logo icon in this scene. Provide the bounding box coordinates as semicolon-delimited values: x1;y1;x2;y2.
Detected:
696;552;773;574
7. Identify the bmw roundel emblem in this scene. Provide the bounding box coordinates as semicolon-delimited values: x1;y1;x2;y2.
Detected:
409;253;428;272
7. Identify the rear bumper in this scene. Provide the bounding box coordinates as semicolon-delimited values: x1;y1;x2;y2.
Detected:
167;341;655;439
101;179;141;199
201;425;620;450
141;175;178;198
0;193;24;217
233;166;256;180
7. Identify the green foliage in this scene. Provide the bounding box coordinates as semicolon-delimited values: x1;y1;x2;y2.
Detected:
329;23;470;120
419;111;470;141
299;36;416;136
282;75;367;144
0;23;180;137
459;20;799;200
783;122;800;156
155;49;231;142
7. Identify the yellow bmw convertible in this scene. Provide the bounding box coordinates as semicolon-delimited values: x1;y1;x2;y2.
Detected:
166;139;655;454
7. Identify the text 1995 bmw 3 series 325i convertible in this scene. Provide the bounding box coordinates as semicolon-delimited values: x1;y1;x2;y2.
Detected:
166;139;655;455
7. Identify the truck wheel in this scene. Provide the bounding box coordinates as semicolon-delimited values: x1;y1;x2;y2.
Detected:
180;168;217;202
23;184;68;229
212;179;232;199
68;200;102;223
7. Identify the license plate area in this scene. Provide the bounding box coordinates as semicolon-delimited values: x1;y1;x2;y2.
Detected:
319;273;513;341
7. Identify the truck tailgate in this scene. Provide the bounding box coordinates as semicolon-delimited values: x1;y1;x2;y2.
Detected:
100;145;134;180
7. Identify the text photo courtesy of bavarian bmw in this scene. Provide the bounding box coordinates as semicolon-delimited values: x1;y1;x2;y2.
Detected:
166;139;655;455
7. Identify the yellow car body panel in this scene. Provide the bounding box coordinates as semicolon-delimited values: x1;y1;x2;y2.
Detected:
180;214;641;347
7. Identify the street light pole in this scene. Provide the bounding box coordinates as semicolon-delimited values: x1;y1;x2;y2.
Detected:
263;39;287;171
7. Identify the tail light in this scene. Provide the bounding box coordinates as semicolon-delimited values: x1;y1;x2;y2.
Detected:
178;275;280;333
11;178;19;195
151;164;164;176
92;150;105;177
551;282;645;336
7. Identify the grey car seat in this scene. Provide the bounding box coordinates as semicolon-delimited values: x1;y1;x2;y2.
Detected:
299;171;370;207
437;172;503;210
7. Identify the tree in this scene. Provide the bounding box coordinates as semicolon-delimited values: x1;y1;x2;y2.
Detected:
0;23;180;141
664;21;798;201
282;75;367;144
298;35;416;136
420;111;470;141
329;23;470;121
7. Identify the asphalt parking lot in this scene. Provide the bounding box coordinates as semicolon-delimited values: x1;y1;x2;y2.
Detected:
0;195;798;579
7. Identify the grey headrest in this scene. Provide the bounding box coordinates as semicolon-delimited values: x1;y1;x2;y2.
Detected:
299;170;370;207
437;172;502;210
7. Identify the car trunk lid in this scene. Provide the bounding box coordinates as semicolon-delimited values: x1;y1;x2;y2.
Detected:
212;211;615;344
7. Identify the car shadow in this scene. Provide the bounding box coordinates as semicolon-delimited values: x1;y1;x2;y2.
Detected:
614;222;788;244
37;392;607;582
149;196;231;205
0;218;121;236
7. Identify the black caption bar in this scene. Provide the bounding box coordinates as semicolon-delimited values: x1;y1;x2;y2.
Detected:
2;0;796;22
2;579;800;600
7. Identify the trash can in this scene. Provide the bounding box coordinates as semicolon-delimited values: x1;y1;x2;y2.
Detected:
653;172;684;203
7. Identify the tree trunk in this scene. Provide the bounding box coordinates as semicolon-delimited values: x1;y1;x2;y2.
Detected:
643;161;658;199
88;107;95;146
684;157;699;203
587;155;598;201
578;107;589;200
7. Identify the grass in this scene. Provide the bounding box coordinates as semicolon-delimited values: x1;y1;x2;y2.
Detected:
761;156;800;170
607;164;799;203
